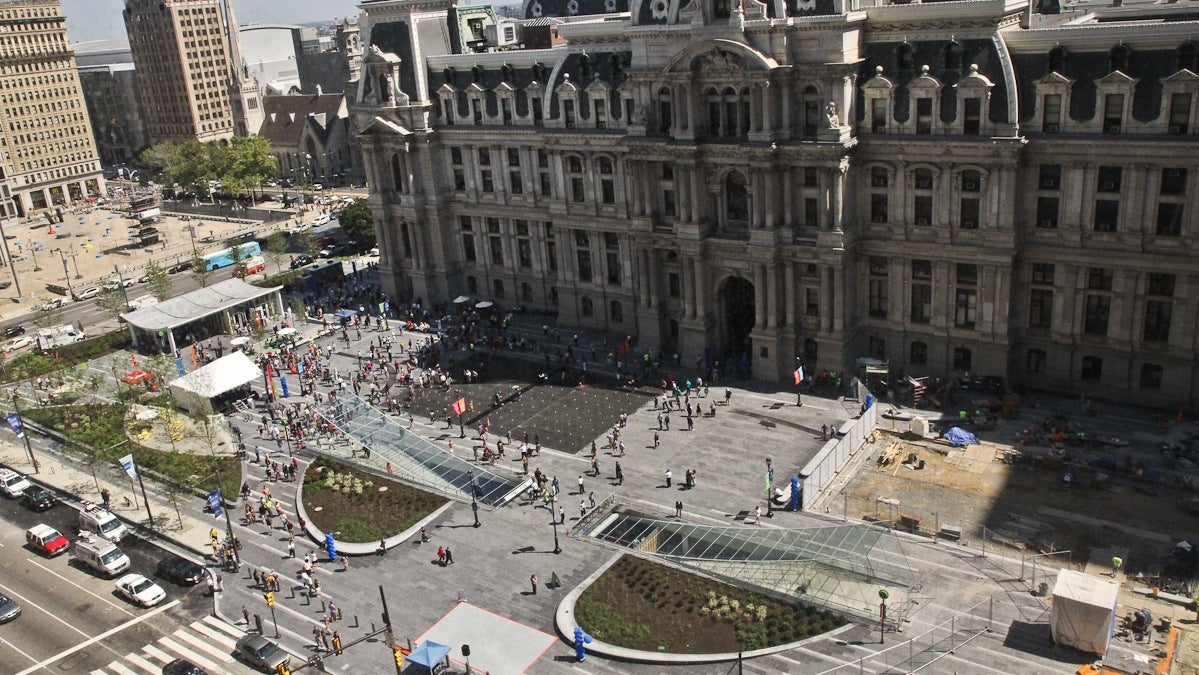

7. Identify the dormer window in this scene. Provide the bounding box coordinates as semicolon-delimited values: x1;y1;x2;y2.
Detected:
1094;71;1135;135
859;66;894;135
1161;69;1199;135
954;65;993;136
1109;43;1132;74
907;66;942;135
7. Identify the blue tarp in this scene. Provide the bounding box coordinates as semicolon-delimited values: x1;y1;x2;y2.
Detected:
944;427;978;447
407;641;452;671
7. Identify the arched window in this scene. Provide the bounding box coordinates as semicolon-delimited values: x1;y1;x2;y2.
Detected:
896;43;915;76
943;41;963;72
566;155;585;202
725;171;749;234
581;296;594;316
910;341;928;366
1178;41;1198;72
1109;43;1132;73
390;153;404;192
493;278;505;298
1048;45;1069;75
610;300;623;323
656;87;673;134
801;85;821;136
597;157;615;204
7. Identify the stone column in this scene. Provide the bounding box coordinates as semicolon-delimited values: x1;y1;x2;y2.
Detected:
783;167;794;227
829;165;845;231
820;266;831;332
637;250;650;308
679;166;691;223
784;261;796;328
754;264;766;327
691;167;704;225
764;169;777;229
682;257;695;319
694;258;706;320
749;85;761;134
766;263;778;328
647;249;659;309
832;266;844;332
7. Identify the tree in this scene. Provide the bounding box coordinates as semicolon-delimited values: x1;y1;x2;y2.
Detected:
144;259;172;301
263;232;290;274
216;136;278;198
338;199;376;250
189;255;213;288
137;137;278;199
34;304;65;331
95;285;128;322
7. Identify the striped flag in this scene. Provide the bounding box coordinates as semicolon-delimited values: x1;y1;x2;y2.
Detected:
794;366;804;385
451;398;466;416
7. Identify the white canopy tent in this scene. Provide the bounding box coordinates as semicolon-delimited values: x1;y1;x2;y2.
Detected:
169;351;261;414
1049;569;1119;655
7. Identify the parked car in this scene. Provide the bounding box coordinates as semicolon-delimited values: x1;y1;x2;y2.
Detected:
234;634;290;672
5;335;33;351
21;485;56;512
167;261;192;274
155;555;204;586
312;214;331;226
120;370;159;391
162;659;209;675
26;523;69;556
115;573;167;607
39;298;67;311
0;593;20;624
289;254;314;269
0;467;32;498
3;325;25;337
74;287;100;301
319;244;344;258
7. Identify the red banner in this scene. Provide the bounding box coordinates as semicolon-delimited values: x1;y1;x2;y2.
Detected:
451;398;466;416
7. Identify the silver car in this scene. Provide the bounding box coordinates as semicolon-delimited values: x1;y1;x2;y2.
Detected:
0;593;20;623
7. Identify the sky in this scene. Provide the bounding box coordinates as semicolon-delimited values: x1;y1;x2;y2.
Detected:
59;0;366;44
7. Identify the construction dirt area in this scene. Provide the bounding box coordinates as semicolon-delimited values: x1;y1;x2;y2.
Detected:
840;398;1199;673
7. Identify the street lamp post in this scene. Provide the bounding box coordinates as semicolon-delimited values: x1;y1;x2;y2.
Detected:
69;249;82;279
468;470;480;528
10;389;38;473
765;457;774;517
57;250;74;299
549;488;561;554
29;241;40;271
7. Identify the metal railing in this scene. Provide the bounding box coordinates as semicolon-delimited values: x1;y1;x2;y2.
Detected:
815;598;994;674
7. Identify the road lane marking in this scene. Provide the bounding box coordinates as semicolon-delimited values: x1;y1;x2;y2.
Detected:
0;580;90;637
0;635;40;667
24;556;135;617
14;599;179;675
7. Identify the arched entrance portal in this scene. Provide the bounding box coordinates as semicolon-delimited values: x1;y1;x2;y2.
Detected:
717;275;755;366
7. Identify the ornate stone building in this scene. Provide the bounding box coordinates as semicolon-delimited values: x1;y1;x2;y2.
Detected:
0;0;104;214
353;0;1199;410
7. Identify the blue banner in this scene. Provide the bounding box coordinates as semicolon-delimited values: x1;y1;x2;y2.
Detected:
175;358;185;376
280;376;289;398
6;413;23;438
207;490;223;520
118;454;137;478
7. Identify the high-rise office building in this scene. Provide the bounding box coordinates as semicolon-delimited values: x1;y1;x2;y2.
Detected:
0;0;104;215
122;0;254;144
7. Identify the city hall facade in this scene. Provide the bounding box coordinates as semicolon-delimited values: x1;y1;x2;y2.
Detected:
353;0;1199;410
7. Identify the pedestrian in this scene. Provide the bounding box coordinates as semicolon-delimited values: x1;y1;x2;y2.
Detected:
242;605;250;625
377;540;387;556
438;546;446;565
618;440;626;456
664;414;670;430
589;491;596;509
287;540;296;558
665;468;672;487
444;547;454;564
580;499;587;517
657;413;663;430
754;504;762;525
675;500;683;517
101;488;111;509
725;388;732;404
252;568;262;588
341;556;349;572
329;601;341;621
577;475;585;494
531;574;538;595
687;416;694;431
206;573;216;596
558;505;565;524
420;527;430;543
654;432;660;448
615;462;624;485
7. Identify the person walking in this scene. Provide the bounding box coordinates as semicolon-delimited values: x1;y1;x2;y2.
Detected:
657;413;663;430
340;556;349;572
577;475;585;494
444;547;454;565
654;432;660;448
530;574;538;595
753;504;762;525
589;491;596;509
615;462;624;485
675;500;683;517
579;499;587;517
437;546;446;566
665;469;672;488
287;540;296;558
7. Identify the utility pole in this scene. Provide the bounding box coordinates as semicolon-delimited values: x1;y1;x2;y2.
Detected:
0;214;22;299
113;264;131;308
380;585;402;675
58;250;74;298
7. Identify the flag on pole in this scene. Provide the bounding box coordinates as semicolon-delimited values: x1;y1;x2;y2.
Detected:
6;413;24;438
119;454;137;478
794;366;805;385
451;398;466;416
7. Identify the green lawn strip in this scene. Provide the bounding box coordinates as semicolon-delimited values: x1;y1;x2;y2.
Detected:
575;555;846;653
23;403;241;498
302;456;448;542
0;332;132;384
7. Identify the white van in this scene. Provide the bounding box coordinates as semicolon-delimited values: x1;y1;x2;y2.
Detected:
74;534;130;577
78;504;129;543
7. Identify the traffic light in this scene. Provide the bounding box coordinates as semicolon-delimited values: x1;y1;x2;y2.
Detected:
276;664;291;675
264;591;275;607
332;633;343;655
393;648;404;667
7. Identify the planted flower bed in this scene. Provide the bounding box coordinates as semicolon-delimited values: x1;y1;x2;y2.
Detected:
302;456;447;542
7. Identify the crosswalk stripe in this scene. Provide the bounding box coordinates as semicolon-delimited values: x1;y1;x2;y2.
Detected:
171;629;235;663
158;636;224;674
88;670;108;675
190;620;238;649
105;663;138;675
202;614;247;640
124;653;158;674
141;643;172;663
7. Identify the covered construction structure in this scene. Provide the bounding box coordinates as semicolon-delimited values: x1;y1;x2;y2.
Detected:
169;351;261;414
120;278;284;354
1049;569;1119;655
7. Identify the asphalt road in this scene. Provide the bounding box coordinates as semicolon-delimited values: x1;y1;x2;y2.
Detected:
0;467;254;674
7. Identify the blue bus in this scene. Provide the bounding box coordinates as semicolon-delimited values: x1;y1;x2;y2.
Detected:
201;242;262;271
